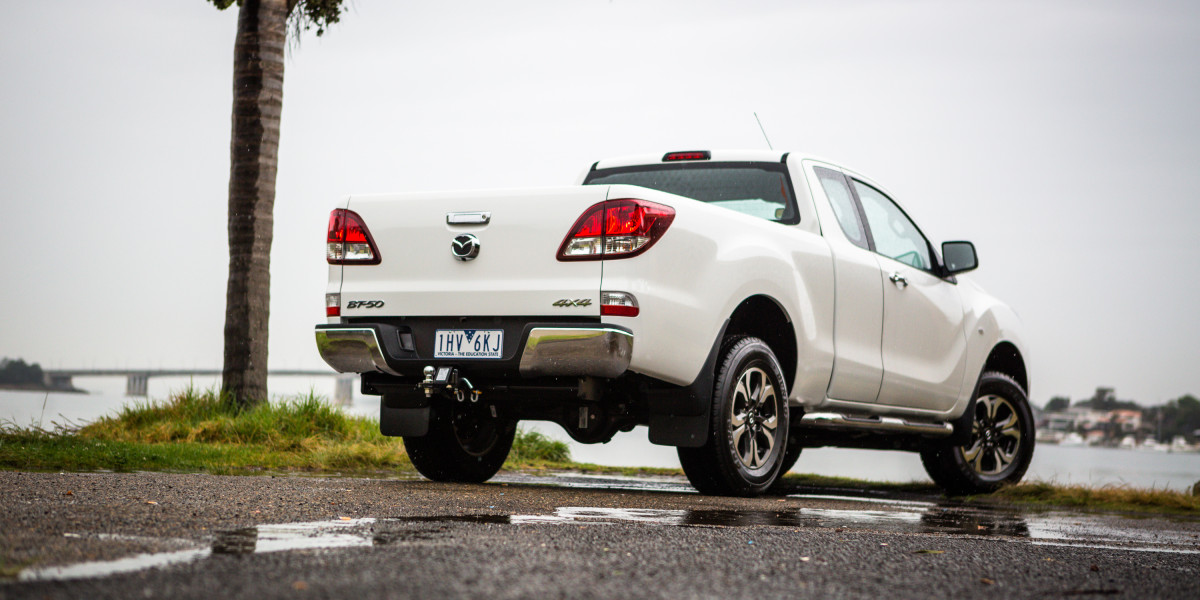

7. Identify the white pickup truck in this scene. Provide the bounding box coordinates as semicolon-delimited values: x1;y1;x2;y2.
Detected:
315;150;1033;496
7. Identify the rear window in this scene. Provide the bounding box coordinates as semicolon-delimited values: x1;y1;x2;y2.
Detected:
583;162;799;224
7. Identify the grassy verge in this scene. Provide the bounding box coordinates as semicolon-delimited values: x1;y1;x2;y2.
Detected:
0;388;565;474
2;389;1196;514
775;472;1199;515
981;480;1200;514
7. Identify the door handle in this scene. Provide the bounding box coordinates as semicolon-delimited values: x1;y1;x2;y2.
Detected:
889;272;908;288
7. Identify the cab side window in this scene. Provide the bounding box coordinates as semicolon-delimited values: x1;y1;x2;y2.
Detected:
852;180;931;270
814;167;869;250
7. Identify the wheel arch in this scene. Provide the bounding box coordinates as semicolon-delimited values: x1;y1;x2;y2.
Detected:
724;294;797;393
983;341;1027;395
943;341;1028;448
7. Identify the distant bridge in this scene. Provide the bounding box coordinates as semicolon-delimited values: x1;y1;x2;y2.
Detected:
43;369;358;404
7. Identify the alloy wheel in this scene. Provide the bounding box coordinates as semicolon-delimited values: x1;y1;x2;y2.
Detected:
728;366;779;470
960;394;1022;475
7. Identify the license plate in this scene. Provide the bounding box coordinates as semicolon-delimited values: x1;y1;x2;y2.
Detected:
433;329;504;359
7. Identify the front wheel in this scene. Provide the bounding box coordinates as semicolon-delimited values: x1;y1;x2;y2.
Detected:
404;401;515;483
920;371;1035;495
678;336;789;497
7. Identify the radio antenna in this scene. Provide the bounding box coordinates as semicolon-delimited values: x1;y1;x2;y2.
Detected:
753;112;774;150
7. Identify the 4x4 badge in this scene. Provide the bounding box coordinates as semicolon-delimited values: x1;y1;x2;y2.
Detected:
451;234;481;261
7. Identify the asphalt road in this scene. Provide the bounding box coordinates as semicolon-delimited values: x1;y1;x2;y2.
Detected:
2;471;1198;599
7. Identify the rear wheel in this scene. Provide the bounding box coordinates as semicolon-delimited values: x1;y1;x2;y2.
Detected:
678;336;789;496
920;372;1035;495
404;401;515;483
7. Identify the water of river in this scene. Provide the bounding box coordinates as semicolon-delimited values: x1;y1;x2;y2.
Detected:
4;385;1198;491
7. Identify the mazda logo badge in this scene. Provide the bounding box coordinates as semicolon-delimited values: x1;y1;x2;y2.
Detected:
451;234;481;261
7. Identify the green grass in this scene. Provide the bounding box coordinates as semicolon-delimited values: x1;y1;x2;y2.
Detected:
508;428;571;464
774;472;1199;515
981;480;1200;514
0;387;564;474
79;387;380;448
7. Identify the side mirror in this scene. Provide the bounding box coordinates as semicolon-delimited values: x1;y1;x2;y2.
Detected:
942;241;978;275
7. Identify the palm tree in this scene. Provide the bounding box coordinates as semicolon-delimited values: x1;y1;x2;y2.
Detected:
208;0;344;407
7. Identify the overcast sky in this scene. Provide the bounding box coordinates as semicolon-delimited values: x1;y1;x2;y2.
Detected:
2;0;1198;406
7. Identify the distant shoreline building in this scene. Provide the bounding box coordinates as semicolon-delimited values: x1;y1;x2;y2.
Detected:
1038;387;1148;447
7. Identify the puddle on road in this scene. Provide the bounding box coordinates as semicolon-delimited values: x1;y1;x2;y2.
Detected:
495;505;1015;535
519;505;1198;552
487;474;1200;550
492;472;697;494
398;514;511;526
504;505;1199;550
18;499;1200;582
17;549;211;583
19;518;378;583
211;518;376;555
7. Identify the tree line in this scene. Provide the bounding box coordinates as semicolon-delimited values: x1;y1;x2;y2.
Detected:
0;358;45;386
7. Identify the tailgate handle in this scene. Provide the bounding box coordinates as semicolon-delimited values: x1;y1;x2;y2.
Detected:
446;211;491;225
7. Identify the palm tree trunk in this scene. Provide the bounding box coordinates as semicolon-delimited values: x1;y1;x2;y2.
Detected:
222;0;289;408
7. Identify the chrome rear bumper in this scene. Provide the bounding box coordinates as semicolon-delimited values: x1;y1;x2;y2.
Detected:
314;325;633;379
314;328;400;376
518;327;633;378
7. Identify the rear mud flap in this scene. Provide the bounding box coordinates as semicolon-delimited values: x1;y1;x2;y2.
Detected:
646;319;729;448
380;404;431;437
648;413;711;447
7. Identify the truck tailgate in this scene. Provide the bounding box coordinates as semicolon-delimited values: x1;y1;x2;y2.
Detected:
339;186;606;318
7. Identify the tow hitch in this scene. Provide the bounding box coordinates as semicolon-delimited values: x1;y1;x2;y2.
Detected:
418;365;482;403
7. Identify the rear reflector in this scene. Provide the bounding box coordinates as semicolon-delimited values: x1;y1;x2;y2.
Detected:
600;291;639;317
558;199;675;261
326;293;341;317
327;209;381;265
663;150;711;161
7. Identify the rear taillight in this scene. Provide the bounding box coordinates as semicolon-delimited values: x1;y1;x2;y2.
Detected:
325;293;341;317
558;199;675;261
600;291;639;317
327;209;381;265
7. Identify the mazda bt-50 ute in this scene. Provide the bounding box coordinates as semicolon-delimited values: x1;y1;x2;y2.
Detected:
315;150;1033;496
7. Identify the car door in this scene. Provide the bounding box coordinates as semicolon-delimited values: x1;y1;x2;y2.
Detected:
850;179;968;412
812;167;884;404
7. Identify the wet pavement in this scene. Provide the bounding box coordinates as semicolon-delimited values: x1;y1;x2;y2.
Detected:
2;471;1198;598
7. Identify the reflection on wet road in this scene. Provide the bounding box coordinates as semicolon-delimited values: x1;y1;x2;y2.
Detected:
16;474;1200;583
20;518;379;582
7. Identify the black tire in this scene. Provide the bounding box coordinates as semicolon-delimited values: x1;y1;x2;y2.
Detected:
767;430;804;492
678;336;790;497
776;408;805;475
920;371;1035;495
404;401;516;483
777;432;805;474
